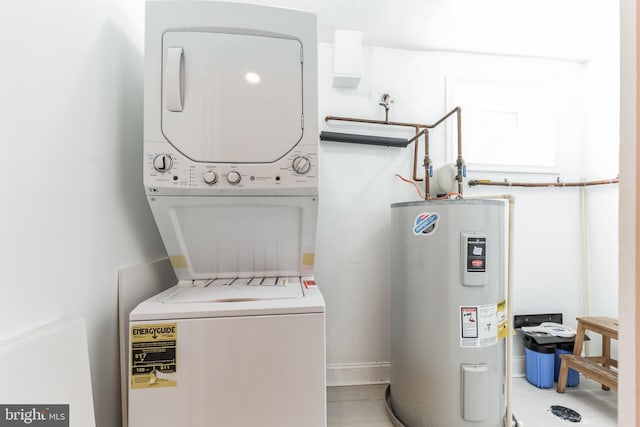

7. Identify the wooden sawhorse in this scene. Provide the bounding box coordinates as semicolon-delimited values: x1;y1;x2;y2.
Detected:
557;316;618;393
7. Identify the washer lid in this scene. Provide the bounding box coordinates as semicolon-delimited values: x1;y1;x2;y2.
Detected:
161;31;304;163
129;282;325;320
162;277;304;304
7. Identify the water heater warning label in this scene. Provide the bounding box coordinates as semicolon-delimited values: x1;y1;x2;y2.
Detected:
459;304;498;348
130;323;177;389
466;237;486;272
461;307;478;338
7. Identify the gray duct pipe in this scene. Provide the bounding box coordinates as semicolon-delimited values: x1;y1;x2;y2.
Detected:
320;131;411;148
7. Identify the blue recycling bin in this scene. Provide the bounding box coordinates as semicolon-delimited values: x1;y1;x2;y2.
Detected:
524;336;555;388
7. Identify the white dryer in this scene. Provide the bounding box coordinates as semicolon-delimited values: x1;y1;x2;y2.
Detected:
128;2;325;426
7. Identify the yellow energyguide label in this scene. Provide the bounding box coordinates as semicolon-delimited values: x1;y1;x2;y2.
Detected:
130;323;178;389
497;300;508;340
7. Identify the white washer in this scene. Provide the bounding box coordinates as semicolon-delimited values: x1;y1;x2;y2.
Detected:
129;277;325;426
129;2;325;426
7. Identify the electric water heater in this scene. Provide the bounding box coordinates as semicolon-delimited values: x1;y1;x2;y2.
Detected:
389;199;507;427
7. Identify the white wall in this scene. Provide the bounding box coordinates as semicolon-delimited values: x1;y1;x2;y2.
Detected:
0;1;159;426
584;0;621;322
316;40;619;377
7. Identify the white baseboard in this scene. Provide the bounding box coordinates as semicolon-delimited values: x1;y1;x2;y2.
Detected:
327;357;526;387
512;355;526;378
326;362;390;387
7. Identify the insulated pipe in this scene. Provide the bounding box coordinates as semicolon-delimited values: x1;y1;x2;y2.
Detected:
468;194;516;427
319;131;411;147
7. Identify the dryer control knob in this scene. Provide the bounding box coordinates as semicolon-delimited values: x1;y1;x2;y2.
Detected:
153;154;173;173
292;156;311;174
203;171;217;185
227;170;241;185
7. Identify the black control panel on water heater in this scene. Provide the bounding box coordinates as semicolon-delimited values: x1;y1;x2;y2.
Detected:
461;233;488;286
466;237;486;272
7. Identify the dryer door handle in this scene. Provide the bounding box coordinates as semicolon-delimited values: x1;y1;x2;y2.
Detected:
164;47;184;112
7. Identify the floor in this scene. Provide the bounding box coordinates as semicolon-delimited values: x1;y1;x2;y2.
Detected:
327;377;617;426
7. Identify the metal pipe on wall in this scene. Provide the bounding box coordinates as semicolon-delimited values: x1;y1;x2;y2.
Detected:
325;107;465;200
324;115;431;129
424;130;431;200
469;178;619;188
456;107;464;194
413;127;421;182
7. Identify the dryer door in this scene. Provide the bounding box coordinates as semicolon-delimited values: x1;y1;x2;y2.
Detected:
161;31;303;163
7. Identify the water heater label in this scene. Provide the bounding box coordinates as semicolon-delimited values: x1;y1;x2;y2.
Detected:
497;300;508;340
466;237;486;272
460;233;488;286
461;307;478;338
413;212;439;236
459;304;498;348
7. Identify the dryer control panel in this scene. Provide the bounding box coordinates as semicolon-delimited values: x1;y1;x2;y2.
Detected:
144;142;317;196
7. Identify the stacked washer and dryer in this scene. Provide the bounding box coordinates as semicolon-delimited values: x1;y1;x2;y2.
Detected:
128;2;326;426
128;3;511;427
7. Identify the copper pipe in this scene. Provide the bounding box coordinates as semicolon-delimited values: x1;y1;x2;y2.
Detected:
468;178;619;188
325;108;461;132
325;115;431;129
455;107;464;194
325;107;463;199
424;129;431;200
406;128;428;184
427;107;459;129
412;126;421;181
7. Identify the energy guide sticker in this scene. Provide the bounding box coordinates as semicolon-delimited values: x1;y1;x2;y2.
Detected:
497;300;508;340
130;323;177;389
